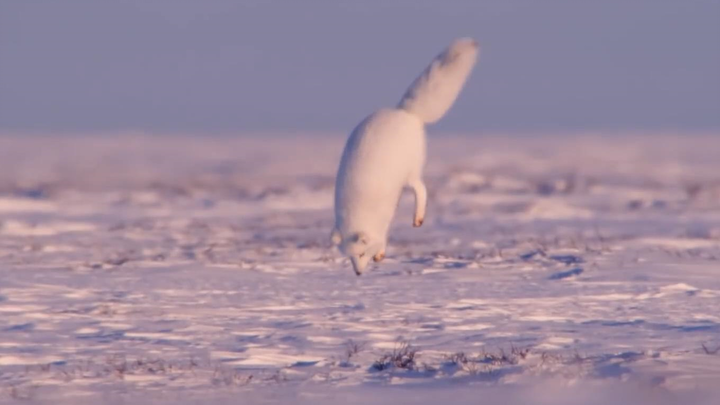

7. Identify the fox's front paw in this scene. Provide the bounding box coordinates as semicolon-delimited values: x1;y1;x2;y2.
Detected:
413;217;424;227
373;251;385;262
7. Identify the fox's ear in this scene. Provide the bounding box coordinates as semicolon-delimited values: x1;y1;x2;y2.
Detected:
353;232;368;245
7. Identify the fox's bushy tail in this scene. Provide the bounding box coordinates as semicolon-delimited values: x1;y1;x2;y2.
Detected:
398;38;479;125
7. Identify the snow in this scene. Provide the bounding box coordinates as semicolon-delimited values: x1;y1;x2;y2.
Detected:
0;133;719;404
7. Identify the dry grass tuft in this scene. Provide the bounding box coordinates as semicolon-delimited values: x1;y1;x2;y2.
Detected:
372;341;419;371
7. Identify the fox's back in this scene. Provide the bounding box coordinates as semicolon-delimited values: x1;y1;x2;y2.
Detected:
335;109;425;233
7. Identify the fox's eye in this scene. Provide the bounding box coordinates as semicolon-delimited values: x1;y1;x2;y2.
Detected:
359;252;366;258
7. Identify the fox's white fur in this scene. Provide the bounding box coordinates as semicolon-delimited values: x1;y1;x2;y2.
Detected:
332;38;479;275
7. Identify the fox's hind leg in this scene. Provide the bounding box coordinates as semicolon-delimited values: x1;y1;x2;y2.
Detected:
409;178;427;227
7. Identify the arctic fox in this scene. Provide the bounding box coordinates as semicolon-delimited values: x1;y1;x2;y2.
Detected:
332;38;479;275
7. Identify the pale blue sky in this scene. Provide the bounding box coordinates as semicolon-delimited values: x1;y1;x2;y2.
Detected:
1;1;719;134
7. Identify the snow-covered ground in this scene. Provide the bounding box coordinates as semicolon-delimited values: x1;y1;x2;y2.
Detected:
0;133;719;404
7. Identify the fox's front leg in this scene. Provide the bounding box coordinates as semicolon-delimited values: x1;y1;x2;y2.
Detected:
409;179;427;227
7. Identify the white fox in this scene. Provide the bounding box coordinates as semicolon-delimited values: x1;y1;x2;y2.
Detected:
331;38;479;275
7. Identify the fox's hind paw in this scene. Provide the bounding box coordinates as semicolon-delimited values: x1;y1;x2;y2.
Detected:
330;228;342;245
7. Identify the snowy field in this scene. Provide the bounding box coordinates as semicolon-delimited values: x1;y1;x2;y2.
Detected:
0;133;719;404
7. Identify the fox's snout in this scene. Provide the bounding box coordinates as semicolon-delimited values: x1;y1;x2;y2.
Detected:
350;256;364;276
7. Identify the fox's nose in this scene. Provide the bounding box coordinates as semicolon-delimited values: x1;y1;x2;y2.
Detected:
350;257;363;276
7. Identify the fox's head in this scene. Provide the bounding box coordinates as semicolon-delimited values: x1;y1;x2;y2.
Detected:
338;231;382;276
